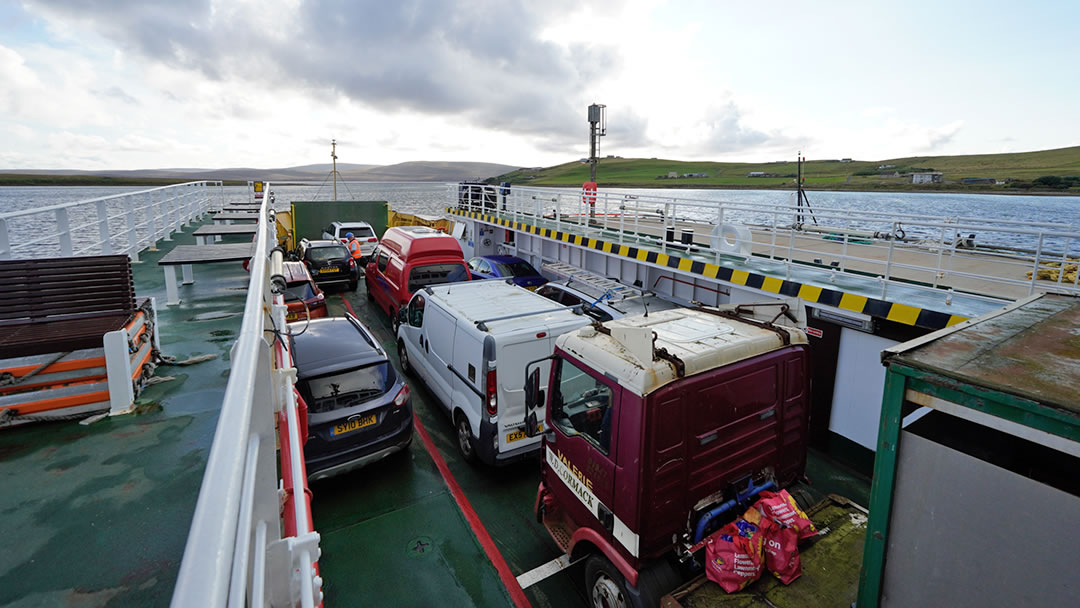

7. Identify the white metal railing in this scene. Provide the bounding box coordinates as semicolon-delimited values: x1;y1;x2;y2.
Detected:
449;184;1080;300
172;183;321;607
0;181;224;260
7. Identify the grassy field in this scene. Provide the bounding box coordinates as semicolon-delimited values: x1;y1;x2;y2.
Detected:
0;174;247;187
496;146;1080;194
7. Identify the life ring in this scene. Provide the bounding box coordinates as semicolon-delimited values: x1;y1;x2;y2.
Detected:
582;181;597;207
710;223;752;257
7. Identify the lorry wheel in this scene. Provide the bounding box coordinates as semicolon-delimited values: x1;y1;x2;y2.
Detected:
455;414;477;464
585;554;630;608
397;340;413;376
585;555;680;608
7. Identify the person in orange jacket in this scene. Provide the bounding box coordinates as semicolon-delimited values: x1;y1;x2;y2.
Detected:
344;232;364;261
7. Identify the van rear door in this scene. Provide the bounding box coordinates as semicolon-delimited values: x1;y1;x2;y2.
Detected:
495;332;555;454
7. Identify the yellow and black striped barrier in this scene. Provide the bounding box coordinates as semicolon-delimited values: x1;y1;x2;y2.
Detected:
448;208;968;331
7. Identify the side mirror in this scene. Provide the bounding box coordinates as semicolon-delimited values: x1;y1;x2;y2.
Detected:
397;308;408;324
524;411;540;438
524;367;542;411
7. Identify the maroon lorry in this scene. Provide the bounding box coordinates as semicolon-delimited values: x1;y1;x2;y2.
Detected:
523;304;811;607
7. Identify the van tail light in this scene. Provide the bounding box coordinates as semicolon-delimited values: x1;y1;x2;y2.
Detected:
486;369;498;415
367;237;378;242
393;384;410;408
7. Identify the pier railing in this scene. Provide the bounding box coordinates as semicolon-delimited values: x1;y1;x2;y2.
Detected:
451;184;1080;301
173;183;321;608
0;181;223;260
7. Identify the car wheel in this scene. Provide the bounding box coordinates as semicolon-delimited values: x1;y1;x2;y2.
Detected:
455;414;477;464
349;279;358;291
398;339;413;376
390;307;400;334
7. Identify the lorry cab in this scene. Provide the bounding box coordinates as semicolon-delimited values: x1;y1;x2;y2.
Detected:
365;226;470;324
396;280;589;465
527;304;810;607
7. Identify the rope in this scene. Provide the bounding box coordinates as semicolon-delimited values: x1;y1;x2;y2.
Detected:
0;351;72;387
0;406;108;426
157;353;218;366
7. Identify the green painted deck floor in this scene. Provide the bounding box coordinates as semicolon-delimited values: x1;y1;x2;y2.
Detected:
0;215;872;608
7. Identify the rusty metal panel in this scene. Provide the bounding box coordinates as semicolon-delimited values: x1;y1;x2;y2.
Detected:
894;293;1080;414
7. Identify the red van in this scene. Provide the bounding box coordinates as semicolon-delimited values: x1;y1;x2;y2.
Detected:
365;227;471;325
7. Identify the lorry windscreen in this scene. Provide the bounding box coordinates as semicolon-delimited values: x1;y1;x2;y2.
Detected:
551;357;615;454
408;263;469;293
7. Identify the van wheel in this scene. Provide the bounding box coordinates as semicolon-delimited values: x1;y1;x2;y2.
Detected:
455;414;477;464
390;308;400;334
398;340;413;376
585;555;630;608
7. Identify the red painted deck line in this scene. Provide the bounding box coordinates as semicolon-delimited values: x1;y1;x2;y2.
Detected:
412;414;533;608
339;292;530;607
339;293;357;316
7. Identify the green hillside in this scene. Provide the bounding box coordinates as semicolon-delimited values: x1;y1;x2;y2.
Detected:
495;146;1080;194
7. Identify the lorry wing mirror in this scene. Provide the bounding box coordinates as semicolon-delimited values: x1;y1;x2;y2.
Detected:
524;411;540;438
524;367;543;411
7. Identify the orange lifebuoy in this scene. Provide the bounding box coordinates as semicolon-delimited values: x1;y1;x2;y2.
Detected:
582;181;597;206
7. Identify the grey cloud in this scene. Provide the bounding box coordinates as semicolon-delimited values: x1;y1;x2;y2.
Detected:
29;0;622;144
96;86;138;105
682;103;807;158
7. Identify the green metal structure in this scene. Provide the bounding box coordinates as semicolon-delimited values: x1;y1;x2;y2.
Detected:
290;200;389;241
857;292;1080;607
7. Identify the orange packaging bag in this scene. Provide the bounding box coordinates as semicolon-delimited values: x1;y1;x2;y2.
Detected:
757;516;802;584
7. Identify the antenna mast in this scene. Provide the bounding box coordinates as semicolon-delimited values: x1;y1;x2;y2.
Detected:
588;104;606;183
331;139;339;200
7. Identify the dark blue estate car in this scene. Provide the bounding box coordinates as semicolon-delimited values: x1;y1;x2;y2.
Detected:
289;314;412;481
466;255;548;290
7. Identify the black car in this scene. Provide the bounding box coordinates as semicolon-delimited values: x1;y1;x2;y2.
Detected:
290;314;413;481
297;238;360;290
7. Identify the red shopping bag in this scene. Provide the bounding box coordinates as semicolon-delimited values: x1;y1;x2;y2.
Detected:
758;516;802;584
704;519;765;593
754;489;816;540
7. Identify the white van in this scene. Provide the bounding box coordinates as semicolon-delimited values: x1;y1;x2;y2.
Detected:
396;280;589;465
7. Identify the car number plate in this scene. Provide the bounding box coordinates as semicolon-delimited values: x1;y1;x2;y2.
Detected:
506;423;542;443
286;312;299;321
525;286;538;291
320;267;340;274
331;414;377;436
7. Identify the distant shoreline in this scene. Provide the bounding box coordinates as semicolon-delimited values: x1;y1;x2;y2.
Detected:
527;182;1080;197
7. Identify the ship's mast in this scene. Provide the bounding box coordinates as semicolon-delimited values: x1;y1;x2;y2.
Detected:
331;139;339;200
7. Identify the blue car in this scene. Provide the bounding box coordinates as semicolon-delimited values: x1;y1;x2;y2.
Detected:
466;255;548;290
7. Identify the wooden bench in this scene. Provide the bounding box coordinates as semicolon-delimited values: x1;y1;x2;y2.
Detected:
0;256;137;359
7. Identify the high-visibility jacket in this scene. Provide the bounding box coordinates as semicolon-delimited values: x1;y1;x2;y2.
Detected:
346;238;364;260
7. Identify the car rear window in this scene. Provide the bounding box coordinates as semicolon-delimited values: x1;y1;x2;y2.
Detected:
308;245;348;262
303;362;395;413
352;226;375;238
408;263;469;293
284;282;315;302
496;261;538;277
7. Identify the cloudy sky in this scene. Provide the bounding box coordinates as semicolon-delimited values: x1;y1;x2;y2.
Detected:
1;0;1077;170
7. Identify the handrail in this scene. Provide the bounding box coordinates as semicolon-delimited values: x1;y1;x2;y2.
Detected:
449;184;1080;300
0;181;224;260
172;182;321;607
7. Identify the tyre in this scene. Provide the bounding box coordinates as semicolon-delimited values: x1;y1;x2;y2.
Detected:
455;414;477;464
398;339;413;377
349;279;358;291
584;554;681;608
390;307;400;334
365;284;374;301
585;554;630;608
